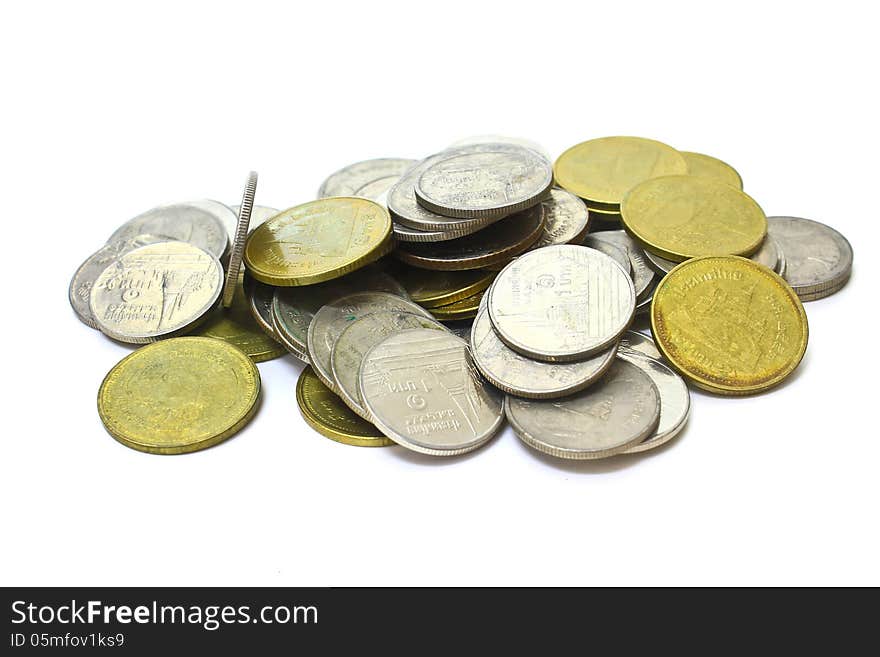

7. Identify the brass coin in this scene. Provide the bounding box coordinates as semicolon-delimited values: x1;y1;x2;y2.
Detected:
621;175;767;262
244;197;392;286
394;204;544;271
680;151;743;190
554;136;687;205
428;290;483;321
296;366;392;447
651;256;808;395
192;275;286;362
397;266;495;308
97;337;261;454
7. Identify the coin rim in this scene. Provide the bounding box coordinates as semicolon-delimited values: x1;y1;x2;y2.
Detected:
222;172;257;307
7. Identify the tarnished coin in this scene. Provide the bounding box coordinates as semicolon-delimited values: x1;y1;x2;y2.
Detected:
651;256;809;394
621;175;767;262
580;236;632;276
394;204;544;271
680;151;743;189
488;245;635;362
583;229;654;300
505;358;661;460
317;158;416;199
244;275;280;341
397;266;494;308
296;366;392;448
534;188;591;248
331;311;444;419
108;202;230;259
98;337;260;454
644;236;785;277
193;275;285;362
244;197;392;286
618;329;662;360
428;291;483;321
271;267;407;360
618;350;691;454
470;307;616;399
554;136;687;206
766;216;853;299
188;199;241;241
69;234;167;329
414;143;553;219
307;292;433;392
359;329;504;456
90;241;223;344
223;171;257;308
388;148;503;235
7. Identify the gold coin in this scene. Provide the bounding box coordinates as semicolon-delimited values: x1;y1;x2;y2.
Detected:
192;275;286;362
295;366;392;447
397;266;494;308
621;175;767;262
554;136;687;205
428;291;483;321
584;200;621;215
651;256;808;395
244;197;392;286
680;151;743;190
98;337;261;454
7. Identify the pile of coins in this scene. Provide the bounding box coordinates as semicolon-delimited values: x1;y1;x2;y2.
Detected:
71;135;853;460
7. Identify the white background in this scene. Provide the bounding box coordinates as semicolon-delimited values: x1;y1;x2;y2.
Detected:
2;1;877;586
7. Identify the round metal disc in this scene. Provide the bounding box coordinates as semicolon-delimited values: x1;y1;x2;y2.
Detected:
766;216;853;298
109;202;230;259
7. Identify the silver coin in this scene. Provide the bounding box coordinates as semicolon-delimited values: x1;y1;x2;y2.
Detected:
618;329;662;360
488;245;635;362
244;275;279;340
359;329;504;456
767;216;853;299
271;266;407;360
635;279;656;315
470;307;616;399
414;144;553;219
223;172;257;308
585;229;655;299
393;220;467;243
307;292;432;392
233;204;278;236
447;134;552;160
69;234;167;329
618;350;690;454
643;237;786;276
331;311;445;419
108;202;230;259
442;318;474;343
580;236;632;275
317;158;416;199
188;199;240;241
89;241;223;344
388;146;511;234
394;204;545;271
534;188;591;248
505;358;661;460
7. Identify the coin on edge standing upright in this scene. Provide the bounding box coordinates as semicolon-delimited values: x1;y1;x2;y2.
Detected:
488;244;635;362
98;337;260;454
223;172;257;307
651;256;808;394
359;329;504;456
244;197;392;286
296;366;392;448
89;241;223;344
621;175;767;262
505;358;661;460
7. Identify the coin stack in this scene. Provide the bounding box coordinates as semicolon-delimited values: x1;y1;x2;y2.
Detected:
70;134;853;462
